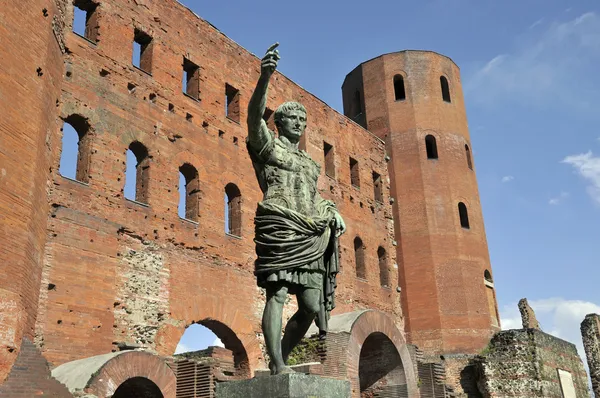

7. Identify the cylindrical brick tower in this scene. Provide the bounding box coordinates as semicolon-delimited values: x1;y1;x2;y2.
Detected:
342;50;500;356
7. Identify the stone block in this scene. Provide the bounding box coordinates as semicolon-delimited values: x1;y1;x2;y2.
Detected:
215;373;350;398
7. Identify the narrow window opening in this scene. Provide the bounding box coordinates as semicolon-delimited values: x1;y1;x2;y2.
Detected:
378;247;389;287
484;270;493;284
465;144;473;170
352;90;362;117
73;0;99;42
323;141;335;178
354;237;366;279
440;76;451;103
393;74;406;101
59;115;92;183
183;58;200;100
372;171;383;203
133;29;153;73
458;202;470;229
225;83;240;123
263;107;276;131
225;183;242;237
425;135;438;159
179;163;200;221
124;141;149;204
350;157;360;188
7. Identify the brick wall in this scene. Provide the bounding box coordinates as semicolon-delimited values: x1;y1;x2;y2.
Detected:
0;0;65;381
26;0;401;375
581;314;600;397
0;338;71;397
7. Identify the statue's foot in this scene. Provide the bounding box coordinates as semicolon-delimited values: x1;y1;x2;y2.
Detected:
274;366;294;375
269;361;294;375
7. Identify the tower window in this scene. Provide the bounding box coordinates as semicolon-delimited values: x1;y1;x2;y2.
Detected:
484;269;499;326
393;74;406;101
458;202;470;229
263;107;275;131
183;58;200;100
352;90;362;117
73;0;99;42
372;171;383;203
465;144;473;170
133;29;153;74
59;114;92;183
354;237;366;279
324;141;335;178
484;270;493;285
349;157;360;188
125;141;150;204
179;163;200;221
225;183;242;237
377;247;389;287
225;83;240;123
425;135;438;159
440;76;451;103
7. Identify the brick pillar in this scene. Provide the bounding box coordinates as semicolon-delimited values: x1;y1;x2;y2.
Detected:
581;313;600;397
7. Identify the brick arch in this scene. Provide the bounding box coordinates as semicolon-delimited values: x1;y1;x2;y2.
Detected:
86;351;176;397
156;304;262;376
319;310;418;397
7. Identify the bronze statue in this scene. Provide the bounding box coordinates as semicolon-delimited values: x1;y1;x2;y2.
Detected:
246;43;346;375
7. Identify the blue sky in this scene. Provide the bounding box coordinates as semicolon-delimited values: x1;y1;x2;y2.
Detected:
66;1;600;359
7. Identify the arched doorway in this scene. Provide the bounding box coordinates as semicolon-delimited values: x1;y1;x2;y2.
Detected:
359;332;407;397
113;377;164;398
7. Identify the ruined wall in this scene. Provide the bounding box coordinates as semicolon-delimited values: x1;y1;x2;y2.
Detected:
0;0;65;382
581;313;600;397
474;329;590;398
30;0;400;373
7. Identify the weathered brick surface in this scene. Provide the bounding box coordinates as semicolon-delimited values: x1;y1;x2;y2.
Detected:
518;298;541;330
0;338;71;397
581;313;600;397
342;51;499;356
22;0;401;376
0;0;65;382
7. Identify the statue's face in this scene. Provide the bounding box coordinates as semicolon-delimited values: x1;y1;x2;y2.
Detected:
277;110;306;143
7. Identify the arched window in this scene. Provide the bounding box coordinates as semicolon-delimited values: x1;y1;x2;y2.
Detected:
353;90;362;117
393;75;406;101
124;141;149;204
440;76;451;103
425;135;438;159
465;144;473;170
377;247;389;287
179;163;200;221
59;114;92;183
484;270;493;284
354;237;366;279
458;202;470;229
483;269;499;327
225;183;242;236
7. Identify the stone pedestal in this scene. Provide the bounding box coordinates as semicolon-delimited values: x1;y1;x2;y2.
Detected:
216;373;350;398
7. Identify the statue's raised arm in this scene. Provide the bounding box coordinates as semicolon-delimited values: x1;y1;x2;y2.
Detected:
247;43;280;151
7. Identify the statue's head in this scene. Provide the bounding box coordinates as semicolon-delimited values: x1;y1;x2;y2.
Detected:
274;101;307;143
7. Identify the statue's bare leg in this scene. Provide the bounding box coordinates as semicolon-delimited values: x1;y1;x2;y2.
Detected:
281;287;321;364
263;284;292;375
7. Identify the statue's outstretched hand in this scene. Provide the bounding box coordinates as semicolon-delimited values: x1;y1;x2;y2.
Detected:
261;43;280;79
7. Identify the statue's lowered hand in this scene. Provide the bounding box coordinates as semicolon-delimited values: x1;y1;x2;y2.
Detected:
261;42;280;78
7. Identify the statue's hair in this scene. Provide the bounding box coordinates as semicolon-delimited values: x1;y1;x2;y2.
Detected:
273;101;307;125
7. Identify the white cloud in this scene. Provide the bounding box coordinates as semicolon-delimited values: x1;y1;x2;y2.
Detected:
175;342;190;354
500;298;600;374
529;18;544;30
562;151;600;205
549;191;569;205
466;12;600;110
213;337;224;347
501;175;514;183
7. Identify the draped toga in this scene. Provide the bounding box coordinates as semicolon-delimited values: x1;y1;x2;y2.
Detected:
247;131;340;332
